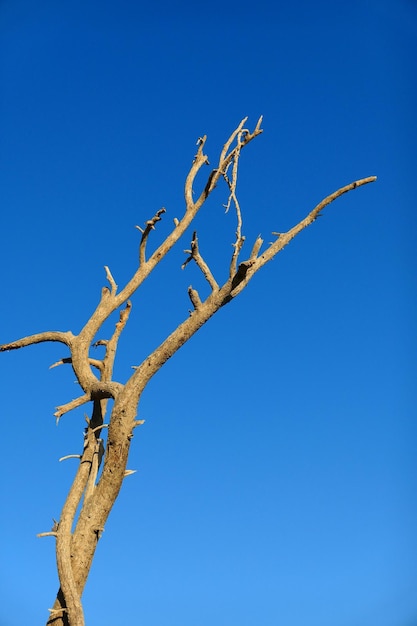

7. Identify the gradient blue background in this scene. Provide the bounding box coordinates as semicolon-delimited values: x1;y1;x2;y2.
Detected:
0;1;416;624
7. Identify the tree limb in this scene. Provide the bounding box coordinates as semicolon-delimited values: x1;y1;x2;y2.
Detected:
182;231;219;291
0;118;376;626
0;331;74;352
227;176;378;299
136;208;166;265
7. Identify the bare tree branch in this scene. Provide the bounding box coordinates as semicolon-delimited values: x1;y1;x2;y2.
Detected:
227;176;378;300
50;357;103;371
136;208;166;265
182;231;219;291
122;176;377;408
222;124;246;276
0;331;74;352
249;236;264;261
0;118;377;626
54;395;91;421
104;265;117;295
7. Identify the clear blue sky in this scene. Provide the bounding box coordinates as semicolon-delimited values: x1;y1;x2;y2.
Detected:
0;1;416;624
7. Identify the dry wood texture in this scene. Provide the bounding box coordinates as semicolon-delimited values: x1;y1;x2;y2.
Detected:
0;118;376;625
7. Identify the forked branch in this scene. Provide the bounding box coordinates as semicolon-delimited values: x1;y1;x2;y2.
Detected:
227;176;377;299
0;118;377;626
182;231;219;291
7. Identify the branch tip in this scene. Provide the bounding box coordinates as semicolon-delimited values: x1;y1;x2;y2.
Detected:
139;208;167;265
104;265;118;295
188;286;201;310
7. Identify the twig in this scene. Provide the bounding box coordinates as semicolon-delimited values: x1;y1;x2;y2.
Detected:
47;608;66;617
184;137;209;209
55;394;90;422
137;208;166;265
104;266;117;295
50;357;103;371
91;423;109;434
218;117;248;166
226;126;248;276
0;330;74;352
93;339;108;347
38;519;59;537
50;357;73;369
181;232;219;291
100;301;132;387
249;236;263;260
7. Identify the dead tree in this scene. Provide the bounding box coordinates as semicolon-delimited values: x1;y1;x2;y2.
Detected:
0;118;376;626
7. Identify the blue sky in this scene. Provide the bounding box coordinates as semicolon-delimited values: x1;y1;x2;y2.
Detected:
0;1;416;624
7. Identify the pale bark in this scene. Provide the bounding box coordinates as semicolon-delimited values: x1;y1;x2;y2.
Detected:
0;118;376;625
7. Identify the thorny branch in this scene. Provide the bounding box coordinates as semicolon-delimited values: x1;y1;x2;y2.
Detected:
0;117;376;626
